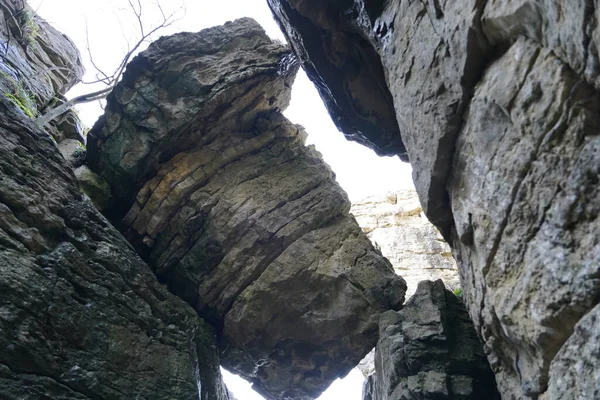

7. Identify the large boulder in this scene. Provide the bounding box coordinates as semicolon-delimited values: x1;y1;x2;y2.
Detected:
88;18;407;400
364;280;499;400
268;0;600;398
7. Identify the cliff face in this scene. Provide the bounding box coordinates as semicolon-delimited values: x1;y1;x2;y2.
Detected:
87;18;406;400
268;1;600;398
0;4;227;398
351;190;459;297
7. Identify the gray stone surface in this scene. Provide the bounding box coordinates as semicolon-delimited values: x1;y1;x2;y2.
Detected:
0;1;83;114
269;1;600;398
365;280;499;400
351;190;459;298
88;18;406;400
0;99;229;399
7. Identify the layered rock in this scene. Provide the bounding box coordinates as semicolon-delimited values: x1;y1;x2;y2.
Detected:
0;93;227;400
363;280;499;400
351;190;459;297
0;4;229;398
87;18;406;400
268;1;600;398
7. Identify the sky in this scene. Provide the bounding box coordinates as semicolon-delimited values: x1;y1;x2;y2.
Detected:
28;0;414;397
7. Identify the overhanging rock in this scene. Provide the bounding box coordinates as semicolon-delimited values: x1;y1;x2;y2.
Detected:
88;18;407;400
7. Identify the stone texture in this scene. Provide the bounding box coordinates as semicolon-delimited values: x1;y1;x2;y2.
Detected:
0;1;83;114
351;190;459;297
0;6;230;398
269;1;600;398
449;37;600;399
0;98;229;399
88;18;407;400
364;280;499;400
266;0;406;158
74;166;112;212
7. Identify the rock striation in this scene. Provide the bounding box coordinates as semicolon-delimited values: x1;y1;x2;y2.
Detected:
269;1;600;398
351;190;459;297
87;18;407;400
363;280;499;400
0;3;229;399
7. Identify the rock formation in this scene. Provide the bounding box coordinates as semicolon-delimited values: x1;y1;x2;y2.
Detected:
351;190;459;297
0;3;230;399
363;280;499;400
268;1;600;398
87;18;406;400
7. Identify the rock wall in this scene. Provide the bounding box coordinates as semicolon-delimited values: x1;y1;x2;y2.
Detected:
363;280;499;400
351;190;459;297
268;1;600;398
87;18;407;400
0;3;229;399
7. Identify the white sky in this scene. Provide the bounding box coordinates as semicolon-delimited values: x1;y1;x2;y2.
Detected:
29;0;414;397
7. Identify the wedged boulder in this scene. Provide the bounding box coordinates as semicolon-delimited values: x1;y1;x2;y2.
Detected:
87;18;298;216
87;18;407;400
365;280;499;400
268;1;600;398
0;99;228;398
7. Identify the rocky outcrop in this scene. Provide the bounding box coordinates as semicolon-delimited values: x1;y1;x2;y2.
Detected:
0;1;83;118
0;99;228;399
269;1;600;398
0;4;230;398
265;0;406;159
88;18;406;400
363;280;499;400
351;190;459;297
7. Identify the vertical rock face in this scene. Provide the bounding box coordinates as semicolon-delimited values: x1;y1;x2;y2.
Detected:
0;4;229;399
268;1;600;398
0;101;227;400
88;18;407;400
363;280;499;400
351;190;459;297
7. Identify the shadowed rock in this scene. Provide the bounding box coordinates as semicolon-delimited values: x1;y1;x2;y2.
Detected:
266;0;406;159
364;280;499;400
0;96;227;400
88;18;406;400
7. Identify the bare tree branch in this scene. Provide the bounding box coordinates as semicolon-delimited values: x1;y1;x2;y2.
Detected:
35;0;186;127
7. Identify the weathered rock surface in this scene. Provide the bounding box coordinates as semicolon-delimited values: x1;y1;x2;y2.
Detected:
351;190;459;297
0;1;83;115
269;1;600;398
265;0;406;159
0;6;230;398
0;99;229;399
363;280;499;400
88;18;406;400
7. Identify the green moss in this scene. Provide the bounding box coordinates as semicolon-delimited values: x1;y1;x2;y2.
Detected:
453;288;463;298
5;92;36;118
18;7;40;46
